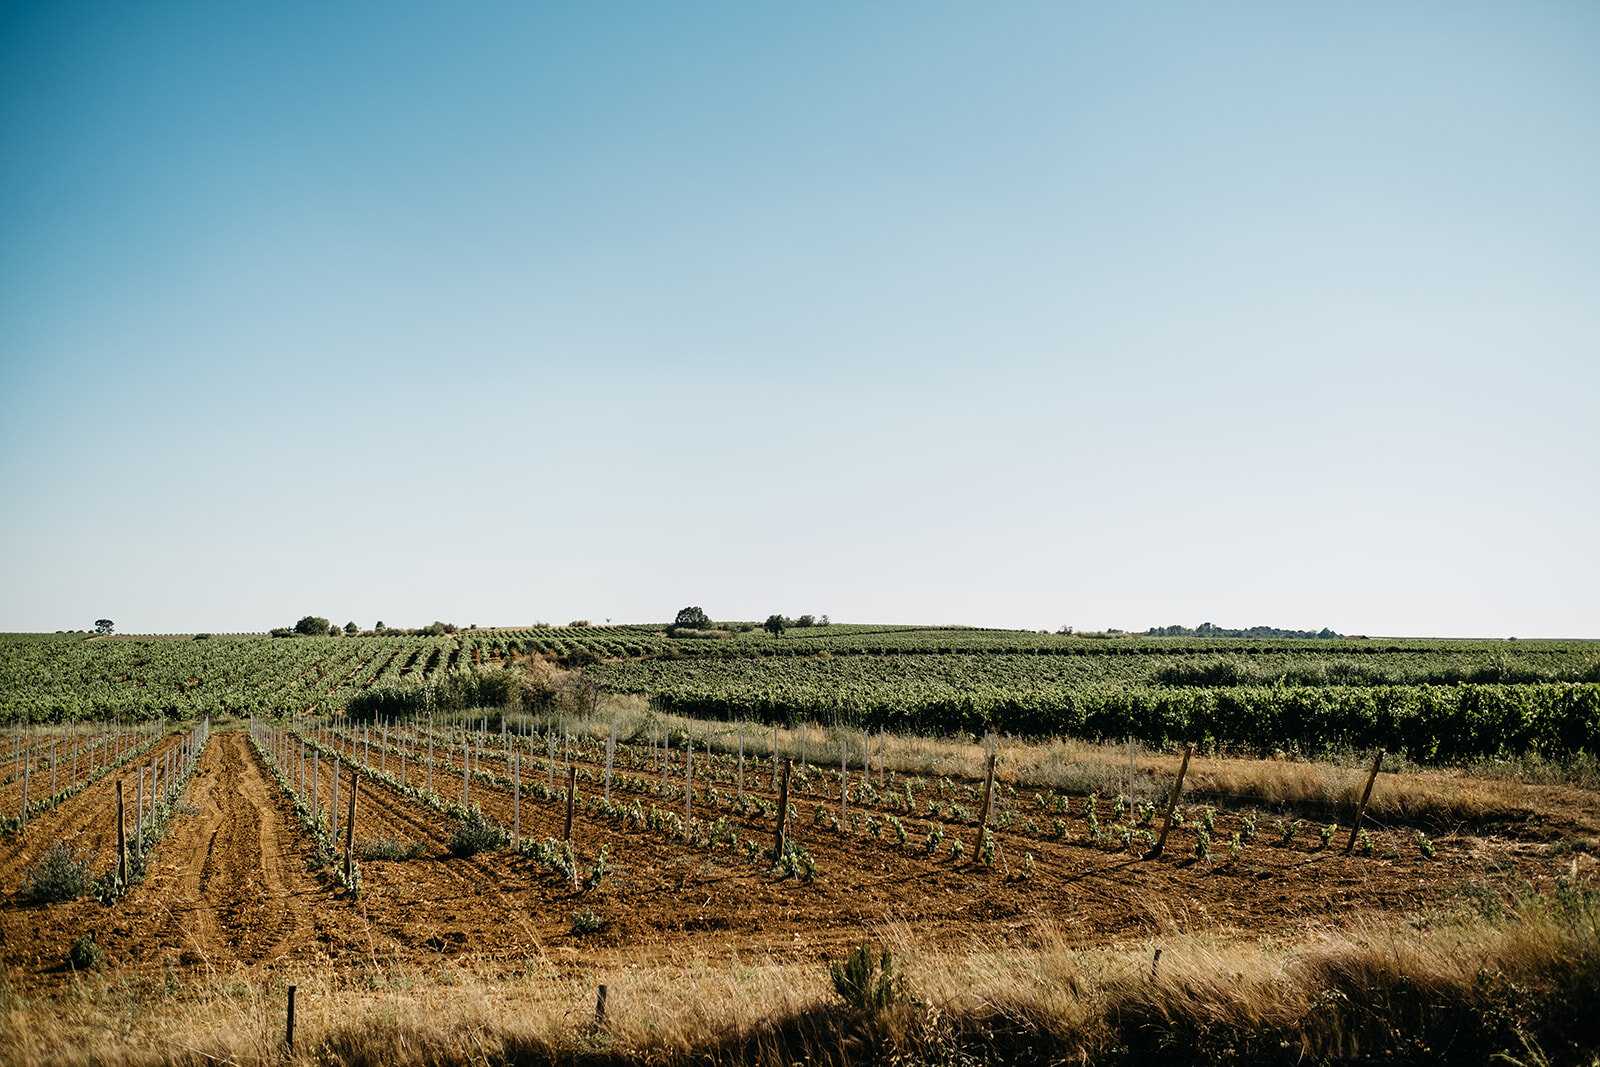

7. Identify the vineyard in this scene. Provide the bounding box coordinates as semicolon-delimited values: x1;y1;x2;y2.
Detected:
6;629;1596;765
2;627;1598;1062
7;707;1591;980
2;685;1598;1064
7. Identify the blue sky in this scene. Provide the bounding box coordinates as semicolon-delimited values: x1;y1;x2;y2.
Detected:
2;2;1596;636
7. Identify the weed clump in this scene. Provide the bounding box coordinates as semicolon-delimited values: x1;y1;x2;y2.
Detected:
570;907;606;935
358;836;427;861
829;943;906;1013
21;841;93;903
66;932;106;970
448;807;509;857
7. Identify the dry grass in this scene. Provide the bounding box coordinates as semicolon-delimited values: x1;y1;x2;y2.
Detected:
573;702;1560;827
5;887;1597;1066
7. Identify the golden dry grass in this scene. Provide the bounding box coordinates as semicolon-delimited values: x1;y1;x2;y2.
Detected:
576;702;1562;827
5;886;1597;1066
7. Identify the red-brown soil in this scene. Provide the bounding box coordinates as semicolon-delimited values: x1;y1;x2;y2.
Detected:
2;727;1594;993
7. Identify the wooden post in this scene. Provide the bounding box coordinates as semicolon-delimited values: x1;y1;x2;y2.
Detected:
135;767;145;859
19;759;28;829
737;722;745;802
683;743;693;842
286;984;296;1048
774;759;793;860
463;737;470;806
312;750;320;822
564;764;577;843
595;984;608;1026
427;722;434;795
840;739;848;827
330;751;340;840
972;753;997;861
50;743;57;797
1152;745;1194;857
1344;749;1385;854
513;751;521;847
1128;735;1135;800
605;717;616;803
344;766;357;886
548;729;556;791
661;732;671;789
116;779;127;885
800;722;807;769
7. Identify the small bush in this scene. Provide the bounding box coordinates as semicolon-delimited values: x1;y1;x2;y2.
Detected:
66;932;106;970
570;907;606;935
21;841;92;903
448;807;509;857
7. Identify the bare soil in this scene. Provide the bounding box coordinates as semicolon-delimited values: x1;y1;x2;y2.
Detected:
2;728;1595;993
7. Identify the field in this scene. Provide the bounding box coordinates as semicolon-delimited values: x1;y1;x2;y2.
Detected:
2;630;1598;1064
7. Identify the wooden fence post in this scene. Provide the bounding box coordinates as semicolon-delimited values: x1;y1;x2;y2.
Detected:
135;767;145;859
972;753;997;861
737;722;745;802
684;742;694;842
564;764;577;844
330;751;340;840
344;766;357;886
512;752;521;848
286;984;296;1048
595;984;608;1026
1152;745;1194;857
116;779;127;886
840;740;848;827
1344;749;1385;854
774;759;793;860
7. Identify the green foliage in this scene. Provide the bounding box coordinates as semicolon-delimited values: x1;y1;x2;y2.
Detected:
828;943;906;1013
583;845;610;890
673;606;711;630
21;840;92;903
448;806;509;857
1416;831;1436;859
570;907;606;935
293;615;331;636
66;932;106;970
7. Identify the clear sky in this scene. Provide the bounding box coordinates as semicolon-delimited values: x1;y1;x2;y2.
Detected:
2;2;1596;637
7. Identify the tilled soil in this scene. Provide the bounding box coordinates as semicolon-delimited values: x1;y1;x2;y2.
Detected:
1;728;1594;992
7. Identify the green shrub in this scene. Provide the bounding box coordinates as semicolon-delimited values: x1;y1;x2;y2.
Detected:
448;807;509;857
570;907;606;935
21;841;92;903
66;932;105;970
